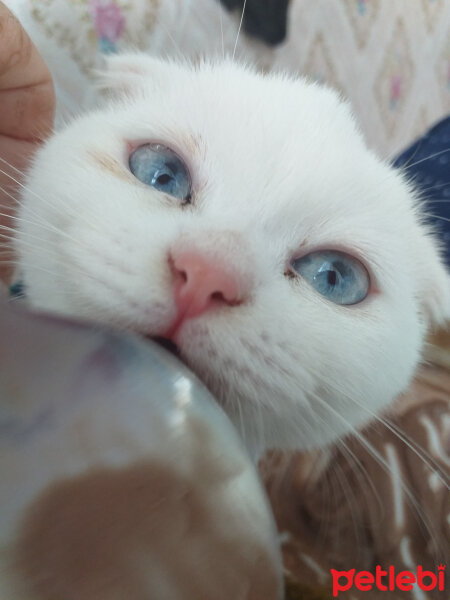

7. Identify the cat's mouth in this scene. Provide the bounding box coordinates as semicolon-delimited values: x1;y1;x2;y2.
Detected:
152;335;181;359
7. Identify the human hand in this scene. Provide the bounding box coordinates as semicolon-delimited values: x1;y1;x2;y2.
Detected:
0;1;55;281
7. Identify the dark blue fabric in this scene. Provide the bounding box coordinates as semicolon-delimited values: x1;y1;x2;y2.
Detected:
393;116;450;266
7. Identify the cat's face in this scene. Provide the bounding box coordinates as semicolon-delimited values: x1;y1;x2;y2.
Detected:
15;56;449;456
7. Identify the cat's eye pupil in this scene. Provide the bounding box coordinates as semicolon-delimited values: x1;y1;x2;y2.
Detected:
129;143;192;203
156;173;172;185
327;270;337;286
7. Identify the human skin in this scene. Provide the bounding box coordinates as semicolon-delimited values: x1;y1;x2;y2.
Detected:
0;1;55;282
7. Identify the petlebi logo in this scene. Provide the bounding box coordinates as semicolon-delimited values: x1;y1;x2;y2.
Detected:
330;564;446;597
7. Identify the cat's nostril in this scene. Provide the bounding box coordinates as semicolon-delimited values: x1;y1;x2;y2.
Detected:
211;291;226;303
178;268;188;284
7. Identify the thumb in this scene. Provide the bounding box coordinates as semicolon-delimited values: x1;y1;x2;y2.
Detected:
0;1;55;142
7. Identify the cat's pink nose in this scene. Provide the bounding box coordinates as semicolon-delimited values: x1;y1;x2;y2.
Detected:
170;250;245;324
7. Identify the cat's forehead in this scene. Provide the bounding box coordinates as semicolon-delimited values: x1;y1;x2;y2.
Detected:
119;63;366;173
100;63;377;205
58;60;414;253
99;64;405;225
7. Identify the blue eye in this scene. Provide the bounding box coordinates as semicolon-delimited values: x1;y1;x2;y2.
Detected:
129;143;191;203
291;250;370;305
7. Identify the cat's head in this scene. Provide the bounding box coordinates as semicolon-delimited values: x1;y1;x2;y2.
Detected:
15;55;450;456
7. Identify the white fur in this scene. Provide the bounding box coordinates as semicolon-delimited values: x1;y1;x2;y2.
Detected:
15;56;450;456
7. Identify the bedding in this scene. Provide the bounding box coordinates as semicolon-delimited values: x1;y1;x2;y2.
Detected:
394;116;450;266
263;362;449;599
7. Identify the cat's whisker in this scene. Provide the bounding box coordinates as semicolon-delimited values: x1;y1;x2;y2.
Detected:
0;185;23;208
0;177;79;234
0;228;60;251
260;450;296;499
414;180;450;193
422;199;450;203
0;234;68;263
0;166;39;198
0;186;76;246
340;394;449;489
337;438;386;523
0;238;77;271
0;167;84;225
158;22;185;62
307;389;445;560
308;408;380;547
310;400;384;516
270;344;447;509
384;414;449;479
0;183;113;257
3;236;97;284
0;192;48;228
287;409;339;551
234;390;247;447
301;359;449;490
0;260;81;295
1;259;71;283
314;467;333;553
0;209;81;246
400;147;450;170
219;0;225;60
0;245;62;275
0;258;22;265
250;396;262;456
232;0;247;61
393;142;423;171
0;155;29;178
0;211;100;262
334;460;364;552
323;466;343;551
0;227;14;238
423;212;450;223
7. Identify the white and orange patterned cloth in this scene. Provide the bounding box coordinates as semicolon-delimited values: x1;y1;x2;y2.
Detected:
263;363;449;599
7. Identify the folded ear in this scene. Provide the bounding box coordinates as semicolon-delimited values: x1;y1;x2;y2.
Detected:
95;53;169;97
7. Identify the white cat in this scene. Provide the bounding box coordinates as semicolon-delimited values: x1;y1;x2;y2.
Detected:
14;54;450;457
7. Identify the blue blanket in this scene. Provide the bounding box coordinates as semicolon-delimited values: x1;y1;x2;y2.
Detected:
394;116;450;266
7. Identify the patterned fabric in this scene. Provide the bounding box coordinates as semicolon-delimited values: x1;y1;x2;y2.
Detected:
8;0;191;125
269;0;450;158
263;364;450;599
9;0;450;159
89;0;126;54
